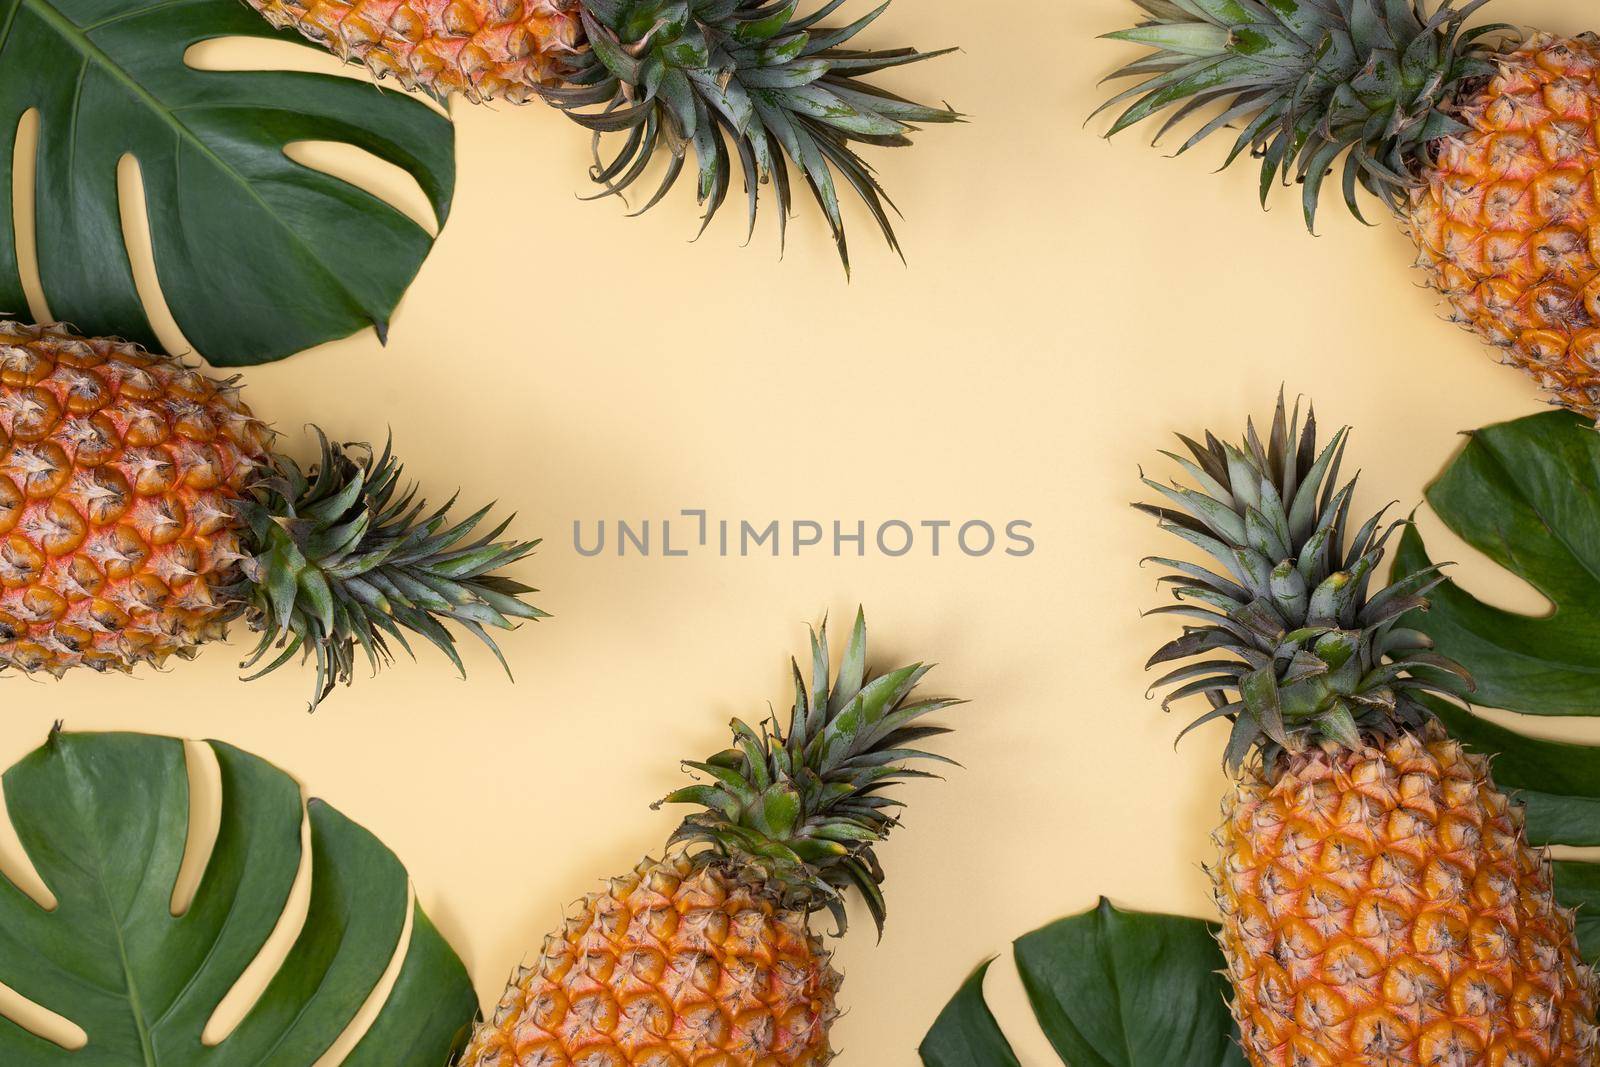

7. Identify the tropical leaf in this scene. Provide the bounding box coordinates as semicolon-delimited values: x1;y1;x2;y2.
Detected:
918;961;1020;1067
918;899;1246;1067
0;730;476;1065
1392;410;1600;715
0;0;455;366
1561;863;1600;963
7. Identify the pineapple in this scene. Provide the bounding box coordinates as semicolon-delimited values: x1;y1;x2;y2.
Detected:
245;0;961;267
459;608;961;1066
0;320;543;706
1140;398;1599;1066
1100;2;1600;421
247;0;585;103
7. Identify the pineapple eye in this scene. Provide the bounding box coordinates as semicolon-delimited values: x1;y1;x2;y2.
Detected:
5;387;62;443
62;370;108;411
124;405;172;449
0;344;49;384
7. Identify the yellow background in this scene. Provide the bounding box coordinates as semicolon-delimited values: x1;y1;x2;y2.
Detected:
2;0;1598;1062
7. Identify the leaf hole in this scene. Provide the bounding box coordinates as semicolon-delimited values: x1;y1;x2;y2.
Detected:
311;884;417;1067
201;800;314;1047
171;740;222;917
1469;704;1600;745
11;107;50;324
1548;844;1600;870
0;779;80;1051
979;952;1056;1063
183;38;448;118
184;36;374;79
1411;507;1556;620
1553;846;1600;863
284;141;440;237
0;771;54;910
116;153;198;359
0;974;87;1052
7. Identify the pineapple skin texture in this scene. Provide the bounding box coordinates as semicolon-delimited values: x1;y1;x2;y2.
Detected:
1410;34;1600;421
460;854;842;1066
247;0;585;103
1215;724;1599;1067
0;322;271;674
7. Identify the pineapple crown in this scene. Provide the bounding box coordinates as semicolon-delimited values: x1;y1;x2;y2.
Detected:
1096;0;1511;229
1137;396;1472;774
655;608;962;936
234;430;546;709
543;0;960;270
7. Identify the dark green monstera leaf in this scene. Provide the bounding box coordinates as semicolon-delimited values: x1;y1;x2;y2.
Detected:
919;960;1021;1067
918;900;1246;1067
0;0;454;366
1392;410;1600;715
0;730;476;1065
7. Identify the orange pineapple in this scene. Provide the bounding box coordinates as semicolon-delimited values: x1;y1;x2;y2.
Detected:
244;0;960;265
1409;33;1600;409
246;0;583;103
1141;399;1598;1065
1101;3;1600;420
0;320;542;705
460;609;960;1066
470;855;842;1066
0;322;271;671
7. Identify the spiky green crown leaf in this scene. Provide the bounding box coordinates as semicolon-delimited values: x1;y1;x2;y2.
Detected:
234;431;546;709
1138;397;1472;774
544;0;959;270
658;608;961;935
1097;0;1510;229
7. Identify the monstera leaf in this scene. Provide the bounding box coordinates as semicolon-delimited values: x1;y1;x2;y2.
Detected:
0;0;454;366
1392;410;1600;715
918;900;1246;1067
920;961;1022;1067
0;730;476;1065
